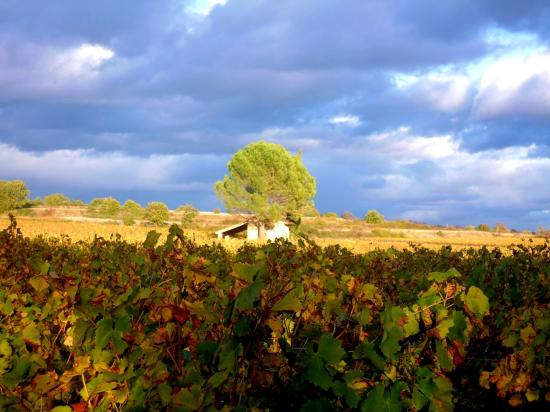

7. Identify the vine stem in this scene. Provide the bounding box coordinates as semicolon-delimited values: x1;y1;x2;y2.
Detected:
81;373;89;400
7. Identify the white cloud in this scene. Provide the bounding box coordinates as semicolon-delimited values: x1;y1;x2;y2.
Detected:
393;70;471;112
49;43;115;79
0;41;115;99
346;127;460;163
473;48;550;118
186;0;227;16
392;29;550;118
257;127;322;150
0;143;214;192
329;115;360;127
350;128;550;209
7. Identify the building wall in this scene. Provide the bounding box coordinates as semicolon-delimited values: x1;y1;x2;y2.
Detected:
247;224;259;240
266;221;290;241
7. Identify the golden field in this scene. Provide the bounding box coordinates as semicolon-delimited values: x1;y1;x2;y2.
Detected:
1;216;546;253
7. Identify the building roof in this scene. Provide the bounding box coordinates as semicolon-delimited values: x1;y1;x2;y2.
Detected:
214;222;248;236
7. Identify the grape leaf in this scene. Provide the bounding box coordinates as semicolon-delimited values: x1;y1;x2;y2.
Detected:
465;286;489;318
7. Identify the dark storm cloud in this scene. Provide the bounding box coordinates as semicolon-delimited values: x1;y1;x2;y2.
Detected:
1;0;550;228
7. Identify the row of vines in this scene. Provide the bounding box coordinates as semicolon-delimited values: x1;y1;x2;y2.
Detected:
0;216;549;411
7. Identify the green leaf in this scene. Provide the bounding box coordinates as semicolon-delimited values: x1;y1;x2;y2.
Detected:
430;377;453;412
434;318;455;340
448;311;468;342
435;341;454;371
502;333;518;348
466;286;489;318
234;316;252;337
208;371;229;388
115;315;131;333
158;382;172;406
218;342;241;371
317;334;345;364
272;290;302;312
401;308;420;337
21;323;40;345
353;342;385;370
198;341;219;365
28;276;49;294
332;381;361;408
233;263;258;282
38;261;50;275
361;382;404;412
381;327;402;360
95;319;114;350
143;230;161;248
412;387;429;411
235;279;263;310
427;268;461;282
304;355;333;390
50;407;72;412
301;397;333;412
1;355;32;388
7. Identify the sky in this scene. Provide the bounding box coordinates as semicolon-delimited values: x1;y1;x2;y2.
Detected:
1;0;550;229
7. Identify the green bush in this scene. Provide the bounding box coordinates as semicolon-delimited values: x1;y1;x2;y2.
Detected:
28;197;44;207
87;197;121;218
494;223;510;233
0;180;30;212
364;209;384;224
43;193;72;206
477;224;490;232
121;200;143;220
176;204;198;227
145;202;170;226
322;212;338;218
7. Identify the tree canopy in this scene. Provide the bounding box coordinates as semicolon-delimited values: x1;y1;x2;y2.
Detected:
43;193;72;206
0;180;30;212
364;209;384;224
214;141;316;223
87;197;121;218
145;202;170;226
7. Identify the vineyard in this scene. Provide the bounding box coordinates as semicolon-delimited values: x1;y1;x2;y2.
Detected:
0;216;549;411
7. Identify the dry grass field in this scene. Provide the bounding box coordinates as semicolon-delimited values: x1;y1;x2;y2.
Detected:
1;211;546;253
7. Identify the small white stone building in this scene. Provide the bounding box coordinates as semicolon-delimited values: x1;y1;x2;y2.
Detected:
215;220;290;241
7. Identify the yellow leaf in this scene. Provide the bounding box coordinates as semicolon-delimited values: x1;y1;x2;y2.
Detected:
526;389;539;402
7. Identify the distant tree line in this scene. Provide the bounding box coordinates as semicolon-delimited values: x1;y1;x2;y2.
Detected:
0;179;199;227
1;179;542;234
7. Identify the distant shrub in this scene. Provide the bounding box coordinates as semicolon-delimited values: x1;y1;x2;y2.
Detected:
177;204;198;227
464;225;475;230
145;202;170;226
341;211;356;220
29;197;44;207
322;212;338;218
494;223;510;233
43;193;72;206
477;224;490;232
12;208;36;217
536;227;549;238
364;209;384;224
121;200;143;220
88;197;121;218
300;204;321;217
212;208;222;214
0;180;30;212
371;229;405;238
122;216;135;226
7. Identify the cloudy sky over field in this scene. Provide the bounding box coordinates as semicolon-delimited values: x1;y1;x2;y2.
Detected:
1;0;550;228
